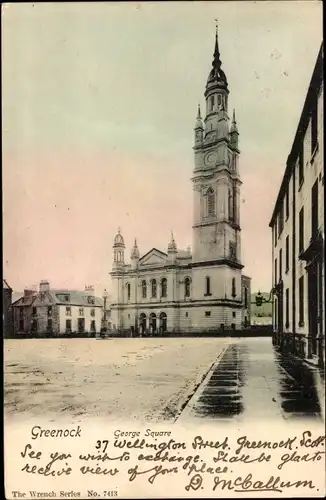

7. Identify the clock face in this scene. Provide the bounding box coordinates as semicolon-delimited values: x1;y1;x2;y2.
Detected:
204;152;218;167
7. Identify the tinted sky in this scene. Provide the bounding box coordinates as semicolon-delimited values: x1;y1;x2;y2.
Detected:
2;1;322;296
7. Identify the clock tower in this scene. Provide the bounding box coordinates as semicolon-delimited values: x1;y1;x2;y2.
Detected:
191;26;243;304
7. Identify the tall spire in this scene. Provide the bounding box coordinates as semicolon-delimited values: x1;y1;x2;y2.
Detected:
206;21;228;91
213;19;221;68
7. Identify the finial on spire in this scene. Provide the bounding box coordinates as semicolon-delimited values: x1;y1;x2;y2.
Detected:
197;104;201;118
118;226;121;233
230;108;239;137
213;18;220;63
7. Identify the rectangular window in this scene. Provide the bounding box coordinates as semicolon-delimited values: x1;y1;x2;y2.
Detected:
79;308;84;317
285;187;289;219
299;207;304;253
90;308;95;317
244;288;248;308
78;318;85;333
274;220;278;246
232;311;236;318
285;288;289;326
274;258;278;286
274;298;278;327
299;276;304;325
298;143;304;186
285;235;289;272
66;306;71;316
311;95;318;153
47;318;53;331
19;319;24;331
205;311;211;317
278;201;284;236
205;276;211;296
185;312;188;317
311;179;318;238
32;307;37;316
90;320;96;331
47;306;52;317
66;319;72;331
279;248;282;280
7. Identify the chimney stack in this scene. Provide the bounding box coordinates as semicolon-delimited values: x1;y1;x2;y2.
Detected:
39;280;50;292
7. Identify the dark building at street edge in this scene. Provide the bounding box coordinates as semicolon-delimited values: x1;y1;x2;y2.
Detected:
269;42;324;366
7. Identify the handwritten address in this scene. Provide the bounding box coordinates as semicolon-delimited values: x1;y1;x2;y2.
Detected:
17;428;325;496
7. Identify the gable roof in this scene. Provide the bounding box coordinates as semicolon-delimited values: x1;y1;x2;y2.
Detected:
12;294;37;307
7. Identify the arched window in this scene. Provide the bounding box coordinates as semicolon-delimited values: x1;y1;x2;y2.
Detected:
141;280;147;298
151;279;157;298
206;188;215;217
127;283;131;301
210;95;214;111
159;312;167;332
232;278;236;297
217;94;222;106
161;278;167;298
205;276;211;296
185;277;191;298
149;312;157;333
139;313;146;333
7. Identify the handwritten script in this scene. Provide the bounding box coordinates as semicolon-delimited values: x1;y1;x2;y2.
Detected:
16;428;325;496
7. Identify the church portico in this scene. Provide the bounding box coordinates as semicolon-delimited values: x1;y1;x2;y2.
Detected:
109;26;251;335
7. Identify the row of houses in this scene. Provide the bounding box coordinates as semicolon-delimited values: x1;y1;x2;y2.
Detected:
3;280;110;337
270;42;324;366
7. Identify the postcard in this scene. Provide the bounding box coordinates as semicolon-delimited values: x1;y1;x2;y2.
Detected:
3;1;325;498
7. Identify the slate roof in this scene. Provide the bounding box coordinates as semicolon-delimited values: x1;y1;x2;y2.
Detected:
12;289;104;307
50;290;104;307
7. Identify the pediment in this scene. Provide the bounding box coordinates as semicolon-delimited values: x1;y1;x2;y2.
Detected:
139;248;167;267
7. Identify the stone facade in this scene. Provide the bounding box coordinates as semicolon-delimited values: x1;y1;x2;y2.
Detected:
110;29;251;334
13;281;104;336
269;43;324;365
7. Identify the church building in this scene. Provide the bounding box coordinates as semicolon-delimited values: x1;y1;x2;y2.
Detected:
110;28;251;334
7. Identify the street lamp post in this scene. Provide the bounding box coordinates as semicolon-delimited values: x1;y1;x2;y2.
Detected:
101;289;109;337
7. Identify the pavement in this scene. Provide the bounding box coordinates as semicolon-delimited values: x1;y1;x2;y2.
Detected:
178;337;325;424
